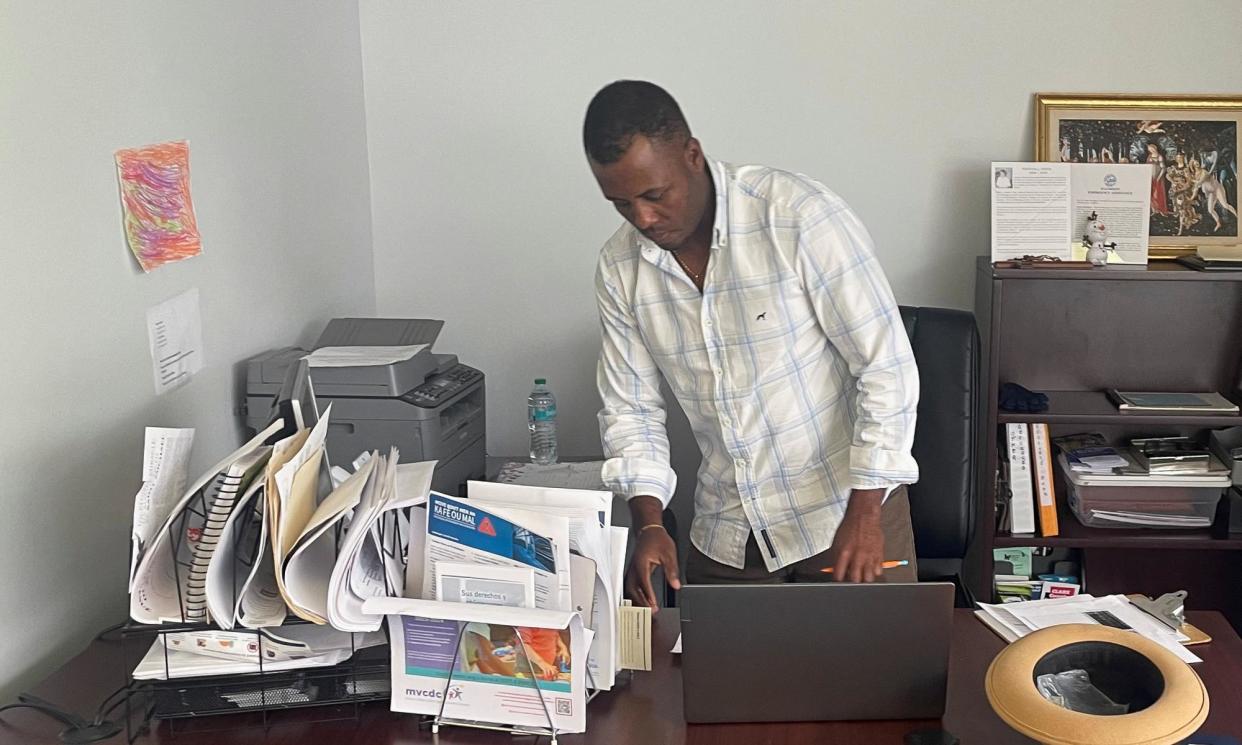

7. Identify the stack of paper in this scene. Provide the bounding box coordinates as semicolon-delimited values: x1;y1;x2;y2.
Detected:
130;421;282;625
132;625;385;680
131;405;435;632
326;458;435;631
385;478;627;726
364;596;594;735
976;594;1200;663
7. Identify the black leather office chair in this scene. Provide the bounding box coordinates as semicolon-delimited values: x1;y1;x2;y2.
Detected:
899;306;980;607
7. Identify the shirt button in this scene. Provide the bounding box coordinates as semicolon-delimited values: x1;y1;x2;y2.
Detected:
704;319;713;327
736;458;747;467
714;368;723;376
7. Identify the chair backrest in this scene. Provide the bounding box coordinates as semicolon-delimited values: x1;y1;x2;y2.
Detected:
898;306;979;569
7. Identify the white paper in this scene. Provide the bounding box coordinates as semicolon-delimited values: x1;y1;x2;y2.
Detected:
495;461;607;491
422;493;572;612
671;634;682;654
146;288;205;395
977;594;1199;663
1070;163;1151;264
991;162;1072;261
365;597;588;734
133;628;384;680
130;420;283;625
464;482;621;690
435;562;536;608
327;457;435;632
305;345;428;368
130;427;194;590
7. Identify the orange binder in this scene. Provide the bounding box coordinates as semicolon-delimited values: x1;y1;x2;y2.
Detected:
1029;423;1060;537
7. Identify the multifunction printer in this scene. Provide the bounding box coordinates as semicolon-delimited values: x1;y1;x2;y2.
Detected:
242;318;485;494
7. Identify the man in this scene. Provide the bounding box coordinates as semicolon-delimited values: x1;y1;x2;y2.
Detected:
584;81;920;610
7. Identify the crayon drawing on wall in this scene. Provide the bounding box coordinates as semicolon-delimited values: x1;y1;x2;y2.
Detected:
115;140;203;272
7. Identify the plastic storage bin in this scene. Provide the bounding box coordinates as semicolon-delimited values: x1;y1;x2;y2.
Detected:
1065;477;1225;529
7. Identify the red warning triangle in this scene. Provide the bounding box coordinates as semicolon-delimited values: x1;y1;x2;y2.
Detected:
478;517;497;537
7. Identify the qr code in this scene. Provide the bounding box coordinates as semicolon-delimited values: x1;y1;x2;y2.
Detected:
556;698;572;716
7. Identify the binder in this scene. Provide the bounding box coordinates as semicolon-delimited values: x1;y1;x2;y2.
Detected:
1005;423;1037;534
1029;423;1060;537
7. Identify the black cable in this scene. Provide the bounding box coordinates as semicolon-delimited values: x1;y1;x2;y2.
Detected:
93;621;127;643
91;685;128;724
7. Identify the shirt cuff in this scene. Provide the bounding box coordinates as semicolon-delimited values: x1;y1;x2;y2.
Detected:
849;445;919;491
601;456;677;507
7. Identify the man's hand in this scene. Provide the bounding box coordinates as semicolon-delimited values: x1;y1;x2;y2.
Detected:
625;496;681;612
827;489;885;583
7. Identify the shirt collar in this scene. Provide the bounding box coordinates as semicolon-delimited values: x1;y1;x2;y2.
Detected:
708;156;729;250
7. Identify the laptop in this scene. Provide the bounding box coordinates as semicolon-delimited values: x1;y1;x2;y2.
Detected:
679;582;954;723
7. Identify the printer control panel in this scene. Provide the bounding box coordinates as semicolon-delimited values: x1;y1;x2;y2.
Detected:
401;363;483;408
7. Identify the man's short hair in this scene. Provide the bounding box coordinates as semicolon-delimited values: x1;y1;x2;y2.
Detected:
583;80;691;164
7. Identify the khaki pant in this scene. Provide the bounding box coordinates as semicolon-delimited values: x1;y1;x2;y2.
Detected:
684;485;919;584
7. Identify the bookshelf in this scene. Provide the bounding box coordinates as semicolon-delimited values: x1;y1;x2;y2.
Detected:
973;257;1242;630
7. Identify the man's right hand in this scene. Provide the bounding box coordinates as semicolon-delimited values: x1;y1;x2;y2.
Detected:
624;495;681;613
625;526;681;612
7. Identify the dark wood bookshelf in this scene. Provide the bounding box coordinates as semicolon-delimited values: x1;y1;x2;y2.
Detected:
992;496;1242;550
973;257;1242;630
995;390;1242;427
992;261;1242;282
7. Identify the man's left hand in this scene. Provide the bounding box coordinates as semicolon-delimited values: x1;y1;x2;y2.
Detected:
827;489;885;583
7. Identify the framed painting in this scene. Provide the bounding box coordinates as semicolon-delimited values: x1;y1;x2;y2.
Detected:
1035;93;1241;257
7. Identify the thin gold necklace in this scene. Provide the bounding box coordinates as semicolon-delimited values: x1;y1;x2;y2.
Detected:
671;251;703;283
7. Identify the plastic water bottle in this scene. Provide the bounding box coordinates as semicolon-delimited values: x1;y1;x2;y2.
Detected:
528;378;558;465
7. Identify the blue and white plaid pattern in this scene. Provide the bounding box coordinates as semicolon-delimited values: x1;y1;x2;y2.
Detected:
595;160;919;571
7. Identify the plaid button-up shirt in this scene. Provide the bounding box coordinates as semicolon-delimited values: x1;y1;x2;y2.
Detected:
595;159;919;571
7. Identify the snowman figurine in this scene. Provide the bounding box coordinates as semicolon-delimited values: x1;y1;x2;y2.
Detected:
1082;211;1117;266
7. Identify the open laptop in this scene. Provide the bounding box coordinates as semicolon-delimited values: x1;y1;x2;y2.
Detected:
679;582;954;723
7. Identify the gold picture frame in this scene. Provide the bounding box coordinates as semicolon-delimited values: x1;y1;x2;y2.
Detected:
1035;93;1242;258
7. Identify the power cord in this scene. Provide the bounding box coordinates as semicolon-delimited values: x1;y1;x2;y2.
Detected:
0;692;123;744
0;619;138;743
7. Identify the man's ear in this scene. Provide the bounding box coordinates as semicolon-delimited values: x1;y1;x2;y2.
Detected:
684;136;704;170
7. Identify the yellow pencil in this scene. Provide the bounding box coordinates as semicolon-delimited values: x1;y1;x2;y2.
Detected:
821;560;909;574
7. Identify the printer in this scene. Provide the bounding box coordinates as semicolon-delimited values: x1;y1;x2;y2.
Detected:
242;318;486;495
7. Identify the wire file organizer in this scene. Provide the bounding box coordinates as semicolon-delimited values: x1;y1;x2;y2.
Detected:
120;431;402;742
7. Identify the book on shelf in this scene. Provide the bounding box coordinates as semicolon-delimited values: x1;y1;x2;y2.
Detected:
1004;423;1037;535
1106;389;1239;414
1029;423;1060;537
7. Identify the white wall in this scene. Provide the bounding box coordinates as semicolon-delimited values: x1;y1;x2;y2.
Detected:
0;2;374;696
360;0;1242;463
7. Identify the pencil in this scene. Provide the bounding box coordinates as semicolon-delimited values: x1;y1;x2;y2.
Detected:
821;560;909;574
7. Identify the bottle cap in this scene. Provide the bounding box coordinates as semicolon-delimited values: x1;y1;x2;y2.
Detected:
534;378;546;385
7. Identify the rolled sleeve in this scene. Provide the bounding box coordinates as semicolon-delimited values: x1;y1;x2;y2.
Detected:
795;196;920;490
595;256;678;506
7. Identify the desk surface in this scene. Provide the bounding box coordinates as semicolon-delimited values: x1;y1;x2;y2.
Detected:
3;610;1241;745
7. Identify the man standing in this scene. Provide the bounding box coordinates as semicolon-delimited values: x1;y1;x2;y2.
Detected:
585;81;920;609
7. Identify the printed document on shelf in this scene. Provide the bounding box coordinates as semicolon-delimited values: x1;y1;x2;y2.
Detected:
990;162;1072;261
129;420;282;625
129;427;194;590
1069;163;1151;264
422;492;572;611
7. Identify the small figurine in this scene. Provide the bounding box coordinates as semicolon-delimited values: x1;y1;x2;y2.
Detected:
1081;211;1117;266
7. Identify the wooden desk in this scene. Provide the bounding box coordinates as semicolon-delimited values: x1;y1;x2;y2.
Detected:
3;610;1241;744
